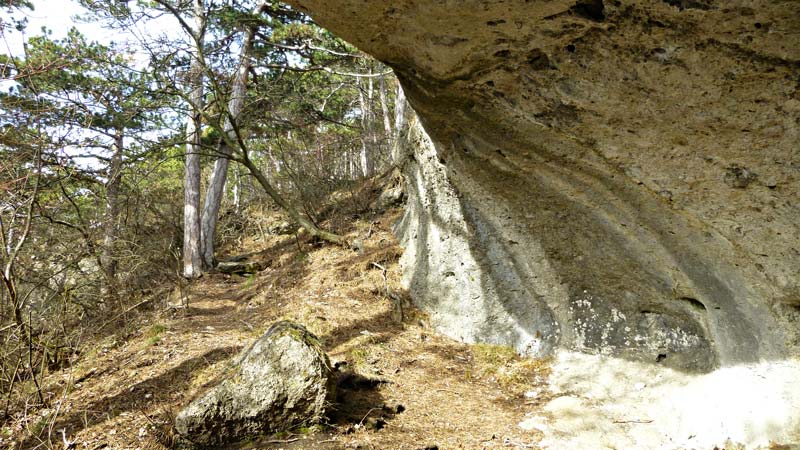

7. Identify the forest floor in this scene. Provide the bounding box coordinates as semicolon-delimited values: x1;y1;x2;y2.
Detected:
5;188;552;450
9;181;798;450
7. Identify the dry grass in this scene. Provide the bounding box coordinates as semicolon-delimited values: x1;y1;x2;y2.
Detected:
4;203;550;450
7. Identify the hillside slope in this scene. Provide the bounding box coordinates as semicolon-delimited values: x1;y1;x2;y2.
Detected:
6;204;552;450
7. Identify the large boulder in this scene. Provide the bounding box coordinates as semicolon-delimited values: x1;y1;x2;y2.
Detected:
175;321;335;447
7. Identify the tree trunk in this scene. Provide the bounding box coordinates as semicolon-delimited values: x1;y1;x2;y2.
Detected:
182;0;205;279
199;3;264;268
199;143;230;268
379;75;393;147
357;76;374;178
232;163;241;212
392;83;407;164
101;129;123;297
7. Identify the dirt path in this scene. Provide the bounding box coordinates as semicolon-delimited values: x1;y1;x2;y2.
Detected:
10;209;548;450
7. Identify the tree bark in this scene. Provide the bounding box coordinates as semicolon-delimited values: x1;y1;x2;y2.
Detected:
357;75;374;178
379;75;392;145
182;0;205;279
199;3;265;268
100;129;123;296
392;83;407;164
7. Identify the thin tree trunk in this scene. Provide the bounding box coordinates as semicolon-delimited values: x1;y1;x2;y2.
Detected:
232;163;241;212
182;0;205;279
200;145;229;268
367;68;377;176
100;129;123;297
199;5;264;267
392;83;408;164
357;76;374;178
379;75;392;147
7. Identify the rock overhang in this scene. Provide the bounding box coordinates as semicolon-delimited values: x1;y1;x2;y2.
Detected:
287;0;800;372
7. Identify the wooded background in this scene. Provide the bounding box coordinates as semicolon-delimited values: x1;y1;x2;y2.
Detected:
0;0;404;411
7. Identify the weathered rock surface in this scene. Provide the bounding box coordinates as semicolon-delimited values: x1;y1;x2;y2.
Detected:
287;0;800;373
174;321;335;447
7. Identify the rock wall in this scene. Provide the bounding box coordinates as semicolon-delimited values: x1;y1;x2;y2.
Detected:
288;0;800;371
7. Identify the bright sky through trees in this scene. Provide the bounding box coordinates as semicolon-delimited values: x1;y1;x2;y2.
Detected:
2;0;105;55
1;0;177;61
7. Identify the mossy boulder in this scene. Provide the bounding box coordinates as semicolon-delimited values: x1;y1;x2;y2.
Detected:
175;321;335;447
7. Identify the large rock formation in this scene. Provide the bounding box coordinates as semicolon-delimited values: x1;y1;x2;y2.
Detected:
287;0;800;372
175;321;335;447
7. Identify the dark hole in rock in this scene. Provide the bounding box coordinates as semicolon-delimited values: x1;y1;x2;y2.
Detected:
570;0;605;21
566;44;576;53
494;49;511;58
680;297;707;311
486;19;506;26
485;80;495;87
663;0;713;11
754;22;762;29
656;353;667;362
527;49;554;70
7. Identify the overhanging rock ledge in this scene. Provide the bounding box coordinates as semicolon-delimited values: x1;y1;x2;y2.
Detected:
287;0;800;372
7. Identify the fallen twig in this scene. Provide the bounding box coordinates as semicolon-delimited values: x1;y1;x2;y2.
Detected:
359;407;382;425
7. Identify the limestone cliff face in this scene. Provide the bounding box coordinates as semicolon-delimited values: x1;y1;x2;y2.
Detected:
288;0;800;371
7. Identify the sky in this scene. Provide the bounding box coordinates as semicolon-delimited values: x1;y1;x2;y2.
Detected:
1;0;179;59
2;0;109;56
0;0;181;168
